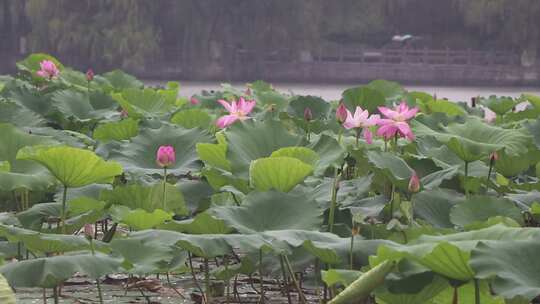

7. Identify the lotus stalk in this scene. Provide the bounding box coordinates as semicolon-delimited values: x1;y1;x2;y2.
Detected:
60;185;68;234
487;151;498;181
259;248;265;304
327;170;341;233
474;279;480;304
84;224;104;304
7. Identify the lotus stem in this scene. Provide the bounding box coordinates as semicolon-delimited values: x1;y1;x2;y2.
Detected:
53;286;59;304
282;255;307;304
204;258;211;303
355;129;360;148
259;248;265;304
88;239;104;304
452;286;459;304
60;185;68;234
162;167;167;210
328;169;340;233
224;256;230;304
187;252;206;303
474;279;480;304
337;128;343;145
349;233;355;270
279;255;292;304
464;161;469;197
388;184;396;221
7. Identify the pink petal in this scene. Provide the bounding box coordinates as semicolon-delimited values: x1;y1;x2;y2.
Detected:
363;129;373;144
36;70;47;78
396;122;414;141
402;107;419;120
241;100;256;114
377;124;398;139
366;114;380;126
216;114;239;128
378;106;398;120
398;102;409;113
218;100;235;113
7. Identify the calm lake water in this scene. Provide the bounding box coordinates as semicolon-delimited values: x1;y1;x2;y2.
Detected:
168;81;540;102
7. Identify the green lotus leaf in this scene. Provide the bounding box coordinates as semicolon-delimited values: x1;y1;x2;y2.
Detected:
480;96;517;116
0;225;94;254
412;117;531;162
420;166;460;189
112;88;175;117
158;212;232;234
376;273;449;304
427;99;467;116
0;252;122;288
308;134;346;175
197;141;231;171
429;281;505;304
471;240;540;301
108;124;211;176
4;85;52;116
102;69;143;91
0;274;15;304
287;95;331;119
366;80;405;100
93;118;140;142
171;108;212;129
225;120;304;178
16;53;63;76
17;145;123;188
449;195;523;228
524;119;540;149
0;101;45;127
0;161;9;172
202;168;250;193
322;269;363;287
254;90;289;110
109;205;173;230
50;90;116;122
413;188;463;228
249;157;313;192
209;190;322;233
342;86;386;113
270;146;320;167
100;182;187;215
367;151;413;190
0;124;57;191
494;149;531;177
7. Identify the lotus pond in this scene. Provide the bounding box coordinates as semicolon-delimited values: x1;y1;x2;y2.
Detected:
0;53;539;304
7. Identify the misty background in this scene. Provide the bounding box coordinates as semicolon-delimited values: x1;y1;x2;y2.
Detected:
1;0;540;92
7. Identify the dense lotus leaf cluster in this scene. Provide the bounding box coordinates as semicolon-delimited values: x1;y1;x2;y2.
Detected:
0;53;539;303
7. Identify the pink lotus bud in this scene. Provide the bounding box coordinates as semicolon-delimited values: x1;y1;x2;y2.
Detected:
120;109;128;118
408;172;420;193
83;224;94;239
156;145;176;168
304;107;313;121
336;103;348;123
490;151;498;162
86;69;94;82
190;97;199;105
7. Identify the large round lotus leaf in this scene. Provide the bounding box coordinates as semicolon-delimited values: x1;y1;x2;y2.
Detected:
0;274;15;304
287;95;331;119
524;119;540;149
225;120;304;178
270;146;320;167
112;88;175;118
110;205;173;231
366;80;405;100
471;240;540;301
102;69;143;91
0;124;57;191
196;141;231;171
100;182;187;215
376;273;449;304
366;151;413;190
429;280;505;304
0;101;45;127
413;188;463;228
50;90;116;122
108;124;211;176
93;118;140;142
480;95;517;116
342;86;386;113
426;99;466;116
494;149;531;177
171;108;212;129
449;195;523;228
249;157;313;192
412;117;531;162
0;252;122;288
308;134;346;175
5;86;52;116
209;190;322;233
158;212;232;234
17;145;123;188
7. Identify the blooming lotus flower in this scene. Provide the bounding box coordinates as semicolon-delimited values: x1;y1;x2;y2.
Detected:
342;106;380;144
86;69;94;82
156;145;176;168
408;171;420;193
36;60;59;79
336;103;348;123
216;97;256;128
377;102;418;141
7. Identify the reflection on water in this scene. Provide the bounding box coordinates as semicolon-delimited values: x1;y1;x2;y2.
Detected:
155;81;540;102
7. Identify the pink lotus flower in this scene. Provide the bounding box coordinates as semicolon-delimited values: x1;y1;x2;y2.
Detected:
377;102;418;141
336;103;348;123
342;106;380;144
36;60;59;80
190;96;199;105
156;145;176;168
216;97;256;128
86;69;94;82
408;171;420;193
